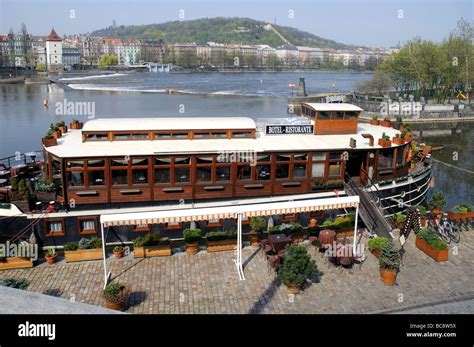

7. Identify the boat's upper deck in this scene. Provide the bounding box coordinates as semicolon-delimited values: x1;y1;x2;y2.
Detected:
45;117;403;158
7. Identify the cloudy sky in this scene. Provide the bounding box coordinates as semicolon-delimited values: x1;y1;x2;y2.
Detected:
0;0;471;47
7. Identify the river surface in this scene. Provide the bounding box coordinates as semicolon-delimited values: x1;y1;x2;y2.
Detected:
0;71;472;207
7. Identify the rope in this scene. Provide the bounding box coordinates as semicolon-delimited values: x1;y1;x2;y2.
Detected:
9;213;46;242
432;158;474;175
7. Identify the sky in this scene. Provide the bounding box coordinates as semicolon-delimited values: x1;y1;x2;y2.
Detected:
0;0;472;47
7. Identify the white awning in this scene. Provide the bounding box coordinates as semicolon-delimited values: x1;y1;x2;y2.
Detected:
100;195;359;227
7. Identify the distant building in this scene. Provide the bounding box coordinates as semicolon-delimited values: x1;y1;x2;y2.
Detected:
81;35;102;65
62;46;81;69
276;45;299;67
102;38;123;63
141;39;165;63
122;39;141;65
0;35;11;67
31;36;47;68
45;28;63;72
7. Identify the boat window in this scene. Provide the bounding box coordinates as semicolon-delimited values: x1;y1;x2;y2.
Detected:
88;171;105;186
86;133;108;141
196;156;214;164
111;159;129;167
196;167;212;182
155;168;170;183
174;157;190;165
257;155;271;162
66;160;84;168
378;148;394;169
293;163;307;178
216;166;231;181
256;164;271;180
232;131;252;138
311;163;325;177
345;111;359;120
132;158;148;166
276;164;290;179
396;148;404;166
332;111;344;120
155;133;172;139
131;133;148;140
329;152;342;160
194;132;209;139
114;133;132;140
312;152;326;161
276;154;291;162
87;160;104;167
132;169;148;185
318;111;330;120
67;171;84;186
111;170;128;185
174;167;190;183
328;163;341;176
171;132;189;139
294;153;308;161
237;165;252;181
155;157;171;165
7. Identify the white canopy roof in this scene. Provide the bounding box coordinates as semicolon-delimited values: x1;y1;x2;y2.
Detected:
82;117;256;131
100;195;359;227
302;103;363;112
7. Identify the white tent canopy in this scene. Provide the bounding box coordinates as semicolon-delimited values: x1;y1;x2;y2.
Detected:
99;195;360;286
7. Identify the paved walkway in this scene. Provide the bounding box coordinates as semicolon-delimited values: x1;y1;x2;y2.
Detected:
0;229;473;314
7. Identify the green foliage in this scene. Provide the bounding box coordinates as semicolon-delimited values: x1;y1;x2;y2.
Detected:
428;191;446;211
64;242;78;251
368;237;390;252
378;240;400;270
413;205;427;217
322;220;336;229
35;63;45;71
45;248;56;257
77;237;102;250
249;217;266;234
431;239;448;251
449;204;471;214
99;55;118;69
10;178;29;201
183;228;202;243
268;226;281;235
133;232;168;247
34;179;55;193
356;70;392;95
417;228;448;250
0;277;30;290
372;115;378;120
278;245;317;286
393;213;406;225
113;246;123;253
206;230;237;242
103;283;127;305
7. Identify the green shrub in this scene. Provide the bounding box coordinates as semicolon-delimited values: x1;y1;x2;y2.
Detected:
90;237;102;249
322;220;336;229
393;213;406;225
449;204;470;214
249;217;266;234
372;115;378;120
45;248;57;257
103;282;126;305
413;205;427;217
134;232;169;247
0;277;30;290
428;191;446;211
78;238;92;250
268;226;281;235
368;237;390;252
378;240;400;270
334;216;352;229
35;179;55;193
206;231;237;242
278;245;317;286
133;237;145;247
64;242;78;251
289;222;303;233
159;237;171;246
113;246;123;253
431;239;448;251
183;228;202;243
417;228;440;245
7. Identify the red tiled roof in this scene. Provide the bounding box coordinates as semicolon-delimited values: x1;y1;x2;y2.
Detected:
47;28;61;41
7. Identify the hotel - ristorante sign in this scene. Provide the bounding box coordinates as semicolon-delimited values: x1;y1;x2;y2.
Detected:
265;124;314;135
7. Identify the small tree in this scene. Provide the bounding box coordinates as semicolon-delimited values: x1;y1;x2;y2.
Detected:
249;217;266;234
378;240;400;271
183;228;202;244
428;191;446;211
278;245;317;287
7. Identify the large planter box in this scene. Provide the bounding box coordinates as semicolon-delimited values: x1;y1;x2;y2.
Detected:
134;245;172;258
64;248;103;262
415;236;448;262
335;226;354;238
11;200;30;213
447;211;474;220
0;257;33;270
36;191;56;202
207;240;237;253
378;138;392;148
42;138;57;147
70;122;84;130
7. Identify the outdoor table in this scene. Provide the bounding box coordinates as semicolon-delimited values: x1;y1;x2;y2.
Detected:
0;170;10;176
334;243;354;266
267;234;292;253
12;164;26;169
0;178;7;186
318;229;336;247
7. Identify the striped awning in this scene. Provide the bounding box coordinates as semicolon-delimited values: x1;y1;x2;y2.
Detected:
100;195;359;227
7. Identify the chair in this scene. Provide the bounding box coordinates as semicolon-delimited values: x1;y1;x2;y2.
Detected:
416;145;432;162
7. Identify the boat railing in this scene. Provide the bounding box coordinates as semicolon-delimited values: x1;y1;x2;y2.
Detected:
0;150;44;170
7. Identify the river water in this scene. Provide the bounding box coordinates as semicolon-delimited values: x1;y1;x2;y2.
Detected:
0;71;472;207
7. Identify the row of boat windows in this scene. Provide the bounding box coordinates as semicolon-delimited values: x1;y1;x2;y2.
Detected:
83;130;254;141
302;107;359;121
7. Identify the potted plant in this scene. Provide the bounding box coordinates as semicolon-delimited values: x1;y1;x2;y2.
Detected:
367;237;390;258
311;178;326;190
113;246;124;259
70;119;84;130
381;116;392;127
44;247;58;265
393;212;406;229
57;121;67;134
103;282;128;311
448;204;474;220
393;116;403;130
10;179;32;213
392;133;404;145
249;217;266;247
34;178;56;202
378;240;400;286
49;123;61;139
64;237;103;262
428;191;446;214
370;115;379;126
378;132;392;148
183;228;202;255
278;244;317;294
415;228;448;262
206;230;238;252
42;130;57;147
268;226;282;235
133;232;172;258
333;216;353;237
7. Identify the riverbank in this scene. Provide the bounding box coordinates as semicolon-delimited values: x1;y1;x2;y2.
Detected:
359;111;474;124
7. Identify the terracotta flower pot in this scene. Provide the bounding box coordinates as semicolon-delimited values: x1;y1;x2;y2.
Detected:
186;242;199;255
381;120;392;127
286;284;301;294
309;219;318;228
114;249;124;259
370;119;379;126
45;254;58;265
379;267;397;286
371;249;382;258
105;299;126;311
